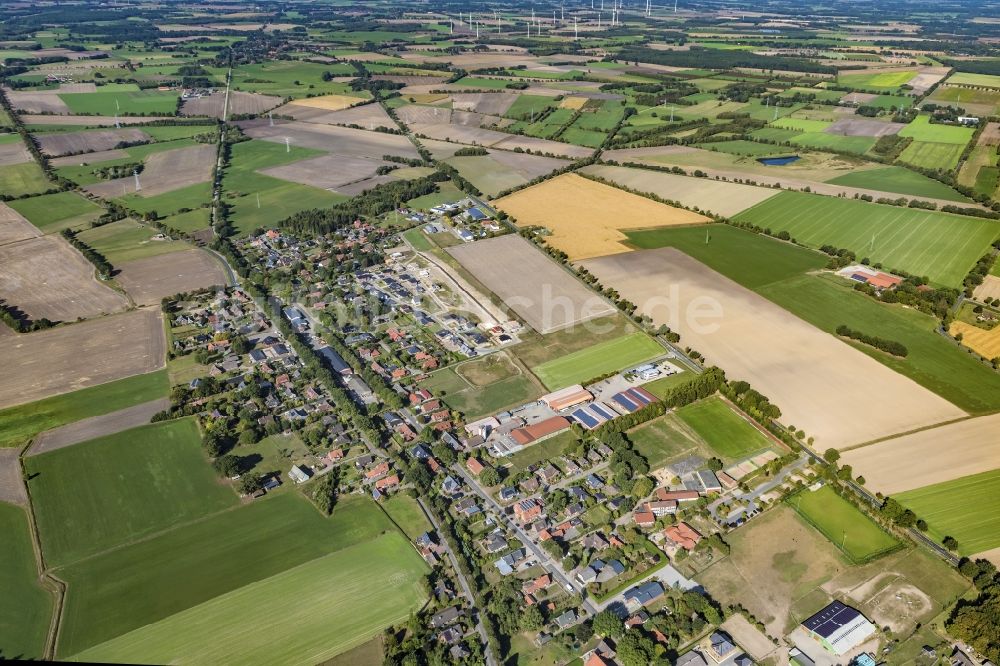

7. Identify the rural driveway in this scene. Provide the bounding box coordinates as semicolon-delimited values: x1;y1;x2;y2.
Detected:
27;398;170;456
708;454;809;523
590;563;699;612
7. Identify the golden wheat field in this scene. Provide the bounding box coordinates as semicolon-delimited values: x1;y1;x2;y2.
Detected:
951;321;1000;360
493;173;710;260
559;96;588;109
290;94;365;111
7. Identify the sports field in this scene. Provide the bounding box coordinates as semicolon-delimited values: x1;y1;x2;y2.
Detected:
732;191;999;286
675;396;773;460
421;365;543;419
26;418;236;567
792;485;900;563
531;332;664;390
72;533;426;665
0;503;52;660
897;469;1000;556
628;414;702;469
0;369;169;448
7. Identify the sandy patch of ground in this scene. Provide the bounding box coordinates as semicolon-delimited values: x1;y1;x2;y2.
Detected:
0;308;165;409
5;90;71;114
719;615;778;662
20;115;172;126
84;143;216;199
0;202;42;246
275;101;395;129
181;90;283;118
580;249;966;449
580;164;778;217
447;234;615;333
494;173;710;260
0;140;32;166
239;119;420;160
842;413;1000;495
115;249;228;306
825;117;905;137
36;129;151;157
0;448;26;505
863;580;933;633
287;94;365;111
949;321;1000;360
27;397;170;456
973;274;1000;301
0;235;127;322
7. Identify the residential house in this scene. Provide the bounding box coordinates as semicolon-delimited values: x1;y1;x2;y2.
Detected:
664;522;702;551
288;465;311;484
514;498;542;524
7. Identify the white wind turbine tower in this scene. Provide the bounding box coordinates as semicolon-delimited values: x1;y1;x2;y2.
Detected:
674;0;678;11
133;168;141;192
574;16;578;39
284;136;290;153
269;110;273;127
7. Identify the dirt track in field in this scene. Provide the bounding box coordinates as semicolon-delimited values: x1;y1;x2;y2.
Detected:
115;249;228;305
0;308;165;409
0;235;128;322
27;397;170;456
841;413;1000;495
580;248;966;449
0;449;27;505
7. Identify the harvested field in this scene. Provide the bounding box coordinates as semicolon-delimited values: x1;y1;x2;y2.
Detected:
180;90;282;118
20;114;173;126
452;110;503;127
115;249;228;306
450;92;518;116
396;104;452;125
490;133;592;157
0;201;42;245
973;275;1000;302
949;321;1000;360
0;447;27;505
494;173;710;260
842;412;1000;495
49;148;129;167
335;175;397;196
580;164;778;217
447;234;615;333
260;153;389;189
0;139;31;166
979;122;1000;146
84;143;215;199
579;249;966;449
288;94;366;111
275;100;394;129
6;90;71;114
841;92;878;104
824;117;904;137
0;235;127;322
239;119;420;160
0;308;165;409
446;150;568;197
560;96;589;109
409;122;592;158
36;129;150;157
28;398;169;456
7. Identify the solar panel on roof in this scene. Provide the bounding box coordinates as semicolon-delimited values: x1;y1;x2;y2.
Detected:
572;410;599;428
626;388;653;405
613;393;639;412
632;386;657;403
590;403;616;420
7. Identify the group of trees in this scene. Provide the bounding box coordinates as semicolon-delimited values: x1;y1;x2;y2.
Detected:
836;324;909;357
61;229;113;279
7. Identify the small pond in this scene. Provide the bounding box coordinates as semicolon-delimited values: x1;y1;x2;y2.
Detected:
757;155;801;166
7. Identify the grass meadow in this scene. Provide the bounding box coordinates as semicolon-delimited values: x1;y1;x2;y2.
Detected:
732;191;999;286
828;166;970;202
382;493;433;540
531;332;664;390
0;369;169;448
0;161;50;197
58;89;179;115
624;224;1000;413
421;364;541;419
76;218;190;263
26;418;236;567
898;140;966;170
792;485;900;562
8;191;104;233
897;469;1000;556
675;396;773;460
0;503;52;660
628;414;702;469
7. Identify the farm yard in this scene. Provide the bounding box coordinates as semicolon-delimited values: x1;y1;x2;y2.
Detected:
446;234;616;333
732;191;999;287
494;173;710;260
579;247;966;449
0;308;165;409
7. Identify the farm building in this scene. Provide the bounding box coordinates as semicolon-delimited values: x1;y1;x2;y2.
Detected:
570;402;618;430
610;386;658;413
288;465;311;484
837;265;903;290
541;385;593;412
802;601;877;655
510;416;571;446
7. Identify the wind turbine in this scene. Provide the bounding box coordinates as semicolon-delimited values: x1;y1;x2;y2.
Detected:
133;168;141;192
284;136;290;153
575;16;579;40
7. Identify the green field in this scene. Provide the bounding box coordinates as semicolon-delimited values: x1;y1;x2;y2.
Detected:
382;493;432;540
55;493;422;658
0;161;50;197
59;90;180;115
898;115;974;145
897;140;966;171
163;207;212;233
628;414;701;469
699;139;783;156
792;485;900;563
624;225;1000;414
675;396;773;460
421;365;541;419
76;218;190;264
0;369;169;448
0;504;52;660
26;418;236;567
8;191;104;233
897;469;1000;556
828;166;970;202
72;532;426;665
838;70;916;90
791;132;876;155
946;72;1000;89
531;332;664;390
504;94;559;119
732;191;999;286
773;117;831;133
506;429;579;471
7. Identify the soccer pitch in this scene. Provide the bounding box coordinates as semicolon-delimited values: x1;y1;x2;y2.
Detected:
532;332;664;390
897;469;1000;556
733;191;1000;287
792;485;900;563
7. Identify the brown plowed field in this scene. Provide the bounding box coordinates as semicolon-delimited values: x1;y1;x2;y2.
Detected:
240;120;420;160
6;90;71;114
275;101;395;129
0;140;31;166
0;308;165;409
180;90;283;118
0;202;42;246
20;115;172;126
0;235;127;322
36;129;151;157
260;154;389;189
28;397;170;456
115;249;228;305
84;143;215;199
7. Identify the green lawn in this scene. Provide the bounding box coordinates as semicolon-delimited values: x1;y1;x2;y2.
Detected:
675;396;772;460
8;191;104;233
76;218;190;264
59;90;180;115
732;191;999;287
531;332;664;390
828;166;970;202
421;366;541;419
116;181;214;218
26;418;236;567
897;469;1000;556
163;207;212;233
624;225;1000;414
402;226;434;251
792;485;900;563
0;503;52;660
55;493;413;658
628;414;701;469
0;161;50;197
506;430;579;471
772;117;832;133
641;371;696;398
382;493;432;540
0;369;169;448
